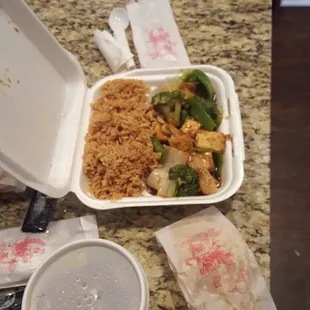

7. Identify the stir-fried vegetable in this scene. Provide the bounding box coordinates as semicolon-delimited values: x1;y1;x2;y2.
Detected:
213;153;224;181
193;96;222;127
153;121;169;142
147;168;177;197
187;97;217;131
176;69;214;100
169;165;200;197
164;147;187;168
180;110;189;126
149;69;227;197
151;137;168;164
152;90;184;105
146;168;169;190
157;179;177;197
176;70;194;88
191;69;215;100
193;147;218;153
179;82;197;99
151;91;185;126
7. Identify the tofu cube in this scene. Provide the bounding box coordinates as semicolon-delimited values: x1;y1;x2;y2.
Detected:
198;168;218;195
195;131;226;153
201;152;215;172
180;119;202;138
187;152;215;173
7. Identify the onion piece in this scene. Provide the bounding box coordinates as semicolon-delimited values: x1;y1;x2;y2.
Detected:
156;115;166;124
146;168;169;190
164;147;187;168
157;179;177;198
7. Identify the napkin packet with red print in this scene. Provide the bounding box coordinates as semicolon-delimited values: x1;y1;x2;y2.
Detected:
127;0;191;68
155;207;277;310
0;215;99;289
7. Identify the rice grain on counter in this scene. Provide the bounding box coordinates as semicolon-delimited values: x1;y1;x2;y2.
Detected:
83;79;159;199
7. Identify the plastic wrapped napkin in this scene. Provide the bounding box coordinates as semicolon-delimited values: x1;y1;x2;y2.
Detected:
127;0;191;68
93;29;134;73
155;207;277;310
0;215;99;289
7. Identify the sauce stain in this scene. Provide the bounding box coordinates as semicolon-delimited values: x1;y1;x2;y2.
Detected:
17;80;20;84
225;134;232;141
14;27;19;33
0;79;12;88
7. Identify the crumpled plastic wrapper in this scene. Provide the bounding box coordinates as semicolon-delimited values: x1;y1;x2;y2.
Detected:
0;286;25;310
0;168;25;193
127;0;191;68
0;215;99;289
155;207;277;310
93;29;134;73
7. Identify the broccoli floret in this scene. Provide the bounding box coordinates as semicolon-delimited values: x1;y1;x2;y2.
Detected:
151;91;184;126
176;69;215;101
169;164;200;197
176;70;195;88
152;91;184;105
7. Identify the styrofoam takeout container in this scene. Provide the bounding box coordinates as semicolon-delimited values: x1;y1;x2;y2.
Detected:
22;239;149;310
0;0;244;210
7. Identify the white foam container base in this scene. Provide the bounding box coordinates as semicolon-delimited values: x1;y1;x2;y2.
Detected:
0;0;244;210
22;239;149;310
75;67;245;209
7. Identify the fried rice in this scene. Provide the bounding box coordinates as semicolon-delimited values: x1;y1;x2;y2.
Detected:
83;79;159;199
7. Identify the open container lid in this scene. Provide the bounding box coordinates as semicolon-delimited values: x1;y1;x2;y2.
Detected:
1;0;245;207
0;0;86;197
22;239;149;310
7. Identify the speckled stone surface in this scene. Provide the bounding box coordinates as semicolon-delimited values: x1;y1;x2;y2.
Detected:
0;0;271;308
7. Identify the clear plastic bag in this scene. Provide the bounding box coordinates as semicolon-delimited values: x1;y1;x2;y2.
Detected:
127;0;191;68
0;215;99;289
0;286;25;310
155;207;277;310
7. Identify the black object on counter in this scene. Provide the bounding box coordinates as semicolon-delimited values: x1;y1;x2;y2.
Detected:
0;287;25;310
21;191;56;233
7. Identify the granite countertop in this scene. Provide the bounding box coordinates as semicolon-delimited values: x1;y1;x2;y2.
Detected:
0;0;271;308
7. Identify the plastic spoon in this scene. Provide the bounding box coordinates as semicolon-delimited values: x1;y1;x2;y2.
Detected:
109;8;135;70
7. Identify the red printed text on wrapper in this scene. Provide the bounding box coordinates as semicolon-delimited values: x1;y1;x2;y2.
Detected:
0;237;46;272
180;228;250;294
146;26;177;60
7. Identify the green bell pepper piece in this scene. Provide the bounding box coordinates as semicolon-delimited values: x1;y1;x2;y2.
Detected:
192;69;215;100
187;97;216;131
180;110;189;127
193;147;218;153
195;97;222;127
213;153;224;180
151;137;168;164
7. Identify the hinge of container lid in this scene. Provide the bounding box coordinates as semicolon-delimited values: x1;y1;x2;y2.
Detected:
69;86;93;194
229;93;245;162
